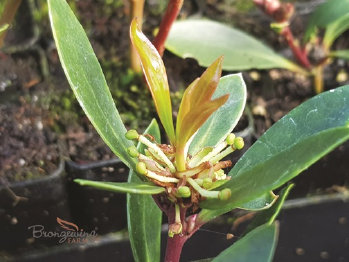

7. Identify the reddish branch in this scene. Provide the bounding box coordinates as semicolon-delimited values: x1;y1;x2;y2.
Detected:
153;0;183;57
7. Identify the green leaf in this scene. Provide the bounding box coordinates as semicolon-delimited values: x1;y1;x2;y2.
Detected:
189;74;246;155
166;20;303;73
323;13;349;49
127;119;162;262
199;86;349;220
245;184;294;234
48;0;135;168
330;50;349;60
130;19;175;144
74;179;165;194
238;191;278;211
304;0;349;42
212;222;279;262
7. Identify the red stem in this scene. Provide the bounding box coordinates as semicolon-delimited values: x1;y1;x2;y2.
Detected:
281;27;311;69
153;0;183;57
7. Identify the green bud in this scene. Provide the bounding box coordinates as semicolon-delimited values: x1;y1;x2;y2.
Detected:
176;186;191;198
234;137;244;150
136;162;147;175
202;177;213;189
125;129;139;140
219;188;232;201
226;133;236;145
127;146;139;158
270;22;288;34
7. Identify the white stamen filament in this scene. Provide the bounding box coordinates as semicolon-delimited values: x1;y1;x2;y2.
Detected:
187;178;220;199
198;141;227;165
146;170;179;183
210;146;235;164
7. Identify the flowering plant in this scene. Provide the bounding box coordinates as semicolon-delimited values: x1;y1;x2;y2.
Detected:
48;0;349;261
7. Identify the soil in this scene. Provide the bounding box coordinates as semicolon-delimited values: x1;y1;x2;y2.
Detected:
1;0;348;188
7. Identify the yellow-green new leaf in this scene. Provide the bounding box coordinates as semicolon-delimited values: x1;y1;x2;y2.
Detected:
130;19;175;144
176;57;229;153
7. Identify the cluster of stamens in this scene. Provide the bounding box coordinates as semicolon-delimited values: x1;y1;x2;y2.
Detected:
125;130;244;237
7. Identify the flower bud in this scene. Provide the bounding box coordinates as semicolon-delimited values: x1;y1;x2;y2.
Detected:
226;133;236;145
127;146;139;158
202;177;213;189
136;162;147;175
176;186;191;198
234;137;244;150
219;188;232;201
168;222;182;238
125;129;139;140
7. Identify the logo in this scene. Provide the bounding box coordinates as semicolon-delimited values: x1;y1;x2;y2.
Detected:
28;217;97;244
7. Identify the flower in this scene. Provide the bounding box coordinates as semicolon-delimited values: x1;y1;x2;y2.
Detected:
128;19;245;236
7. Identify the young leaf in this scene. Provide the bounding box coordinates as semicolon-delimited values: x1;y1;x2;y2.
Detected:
330;50;349;60
176;57;229;156
189;74;247;155
130;19;175;144
48;0;136;168
212;222;279;262
127;119;162;262
74;179;165;195
304;0;349;42
166;20;305;73
323;13;349;49
0;24;9;34
199;85;349;218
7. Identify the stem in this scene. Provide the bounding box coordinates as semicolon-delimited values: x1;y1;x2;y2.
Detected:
164;234;187;262
175;147;186;171
313;65;324;94
130;0;145;72
153;0;183;56
0;0;22;48
281;27;311;69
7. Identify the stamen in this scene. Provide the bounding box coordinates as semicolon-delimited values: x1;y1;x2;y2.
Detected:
198;141;227;165
210;146;234;164
138;135;176;173
176;162;211;178
136;162;179;183
139;154;166;171
187;178;220;199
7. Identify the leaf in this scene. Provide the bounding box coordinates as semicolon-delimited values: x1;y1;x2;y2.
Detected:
176;57;229;155
323;13;349;49
166;19;302;72
127;119;162;262
48;0;136;168
0;23;9;34
304;0;349;42
245;184;294;234
330;50;349;60
130;19;175;144
212;222;279;262
189;73;247;155
199;85;349;220
56;217;79;231
74;179;165;194
238;191;278;211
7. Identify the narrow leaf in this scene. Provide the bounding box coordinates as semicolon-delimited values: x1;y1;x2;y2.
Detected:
189;74;247;155
0;24;9;34
239;191;278;211
127;119;162;262
245;184;294;234
323;13;349;49
212;222;279;262
176;57;229;152
199;86;349;220
330;50;349;60
304;0;349;42
74;179;165;194
48;0;135;168
166;20;303;72
130;19;175;143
